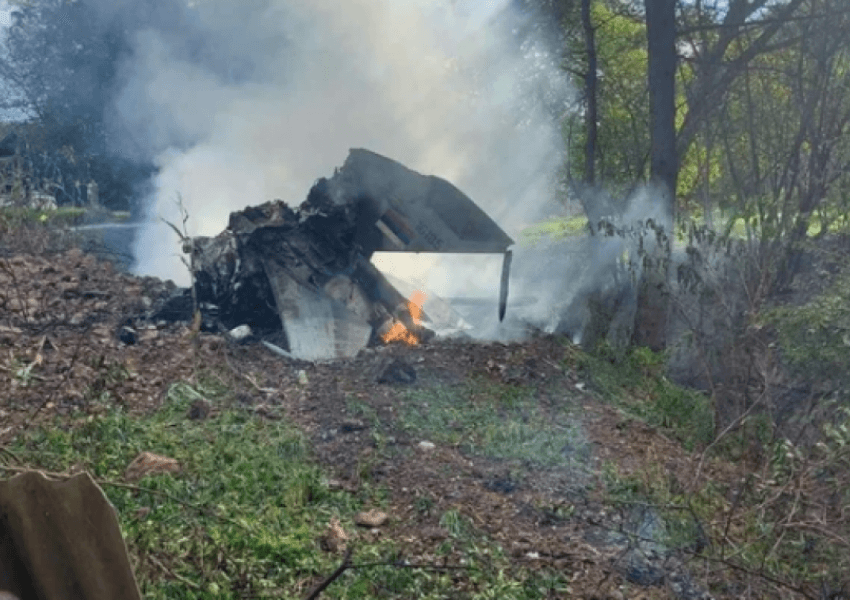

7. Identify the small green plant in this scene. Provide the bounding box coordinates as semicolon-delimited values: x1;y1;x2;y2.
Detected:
762;269;850;390
415;494;435;515
398;381;591;475
12;359;37;388
6;377;572;598
579;344;714;449
439;508;468;539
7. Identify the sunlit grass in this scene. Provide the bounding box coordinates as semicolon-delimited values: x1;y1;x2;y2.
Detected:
9;378;570;599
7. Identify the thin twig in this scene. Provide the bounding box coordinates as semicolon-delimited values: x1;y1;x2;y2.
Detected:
304;546;353;600
691;388;767;488
581;515;818;598
303;550;477;600
27;323;90;425
148;553;201;589
348;560;475;571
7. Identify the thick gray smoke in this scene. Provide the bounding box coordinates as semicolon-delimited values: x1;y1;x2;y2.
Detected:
110;0;571;296
504;184;674;344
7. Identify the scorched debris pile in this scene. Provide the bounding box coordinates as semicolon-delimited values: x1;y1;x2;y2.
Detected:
188;149;514;361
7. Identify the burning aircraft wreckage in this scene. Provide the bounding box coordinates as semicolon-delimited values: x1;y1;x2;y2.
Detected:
166;149;514;361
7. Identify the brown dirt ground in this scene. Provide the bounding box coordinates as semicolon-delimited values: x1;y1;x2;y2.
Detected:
0;230;756;599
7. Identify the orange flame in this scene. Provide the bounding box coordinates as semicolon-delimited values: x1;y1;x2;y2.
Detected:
382;290;426;345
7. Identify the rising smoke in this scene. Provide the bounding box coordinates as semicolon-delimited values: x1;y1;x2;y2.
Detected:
110;0;572;299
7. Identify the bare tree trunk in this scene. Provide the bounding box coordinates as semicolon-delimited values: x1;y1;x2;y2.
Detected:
646;0;679;206
634;0;678;350
581;0;598;184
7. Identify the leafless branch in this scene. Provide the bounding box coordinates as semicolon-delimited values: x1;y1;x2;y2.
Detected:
304;546;353;600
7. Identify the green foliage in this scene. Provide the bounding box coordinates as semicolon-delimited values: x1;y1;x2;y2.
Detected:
398;379;591;475
13;381;342;597
518;215;588;244
598;459;717;560
762;269;850;388
578;344;714;449
706;404;850;587
9;378;573;599
565;0;708;203
0;205;86;229
566;0;650;185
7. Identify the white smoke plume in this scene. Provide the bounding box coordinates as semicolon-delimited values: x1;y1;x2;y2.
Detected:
113;0;571;295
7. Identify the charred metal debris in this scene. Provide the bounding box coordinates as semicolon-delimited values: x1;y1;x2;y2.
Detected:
147;149;514;361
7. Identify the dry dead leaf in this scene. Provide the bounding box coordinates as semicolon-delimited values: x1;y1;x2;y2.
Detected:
354;509;389;528
124;452;181;482
321;517;349;553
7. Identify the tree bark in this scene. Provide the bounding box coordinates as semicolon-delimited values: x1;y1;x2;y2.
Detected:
634;0;678;350
581;0;598;184
646;0;679;205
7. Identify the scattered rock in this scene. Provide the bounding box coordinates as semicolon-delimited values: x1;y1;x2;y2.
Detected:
418;441;435;451
187;398;212;420
376;358;416;384
118;325;137;345
484;476;518;494
326;478;357;493
354;509;389;528
228;324;252;342
340;419;365;433
124;452;181;482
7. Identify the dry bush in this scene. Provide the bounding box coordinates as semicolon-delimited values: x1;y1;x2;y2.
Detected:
665;223;850;597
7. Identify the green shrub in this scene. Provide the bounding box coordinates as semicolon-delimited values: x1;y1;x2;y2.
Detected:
579;344;714;449
763;270;850;390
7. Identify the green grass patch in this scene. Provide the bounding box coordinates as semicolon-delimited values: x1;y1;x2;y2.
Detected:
9;379;571;599
518;215;588;244
397;379;591;474
0;205;87;228
13;380;347;598
578;345;714;450
761;269;850;390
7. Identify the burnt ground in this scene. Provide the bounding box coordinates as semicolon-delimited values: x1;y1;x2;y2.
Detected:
0;233;750;600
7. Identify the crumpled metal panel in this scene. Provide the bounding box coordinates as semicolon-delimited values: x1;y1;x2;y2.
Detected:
263;258;373;361
190;149;515;359
329;149;515;254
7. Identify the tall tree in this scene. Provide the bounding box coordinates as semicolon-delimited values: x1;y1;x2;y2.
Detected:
0;0;208;209
676;0;807;161
645;0;678;208
631;0;677;350
580;0;598;185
